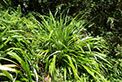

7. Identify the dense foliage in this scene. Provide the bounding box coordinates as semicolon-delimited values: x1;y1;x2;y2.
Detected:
0;0;122;82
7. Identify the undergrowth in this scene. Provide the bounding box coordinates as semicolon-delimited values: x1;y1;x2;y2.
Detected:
0;6;122;82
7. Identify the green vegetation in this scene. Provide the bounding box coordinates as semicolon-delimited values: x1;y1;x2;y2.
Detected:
0;0;122;82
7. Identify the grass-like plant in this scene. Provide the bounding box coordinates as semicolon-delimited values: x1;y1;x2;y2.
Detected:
33;11;111;81
0;6;114;82
0;7;39;81
0;26;36;82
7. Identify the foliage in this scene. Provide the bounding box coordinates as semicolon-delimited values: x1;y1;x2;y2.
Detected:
33;12;111;81
0;1;122;82
0;7;39;81
1;0;122;36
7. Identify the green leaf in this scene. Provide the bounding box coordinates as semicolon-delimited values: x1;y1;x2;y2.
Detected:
81;64;97;80
0;65;16;72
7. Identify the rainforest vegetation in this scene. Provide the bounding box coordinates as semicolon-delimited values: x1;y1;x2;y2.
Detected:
0;0;122;82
